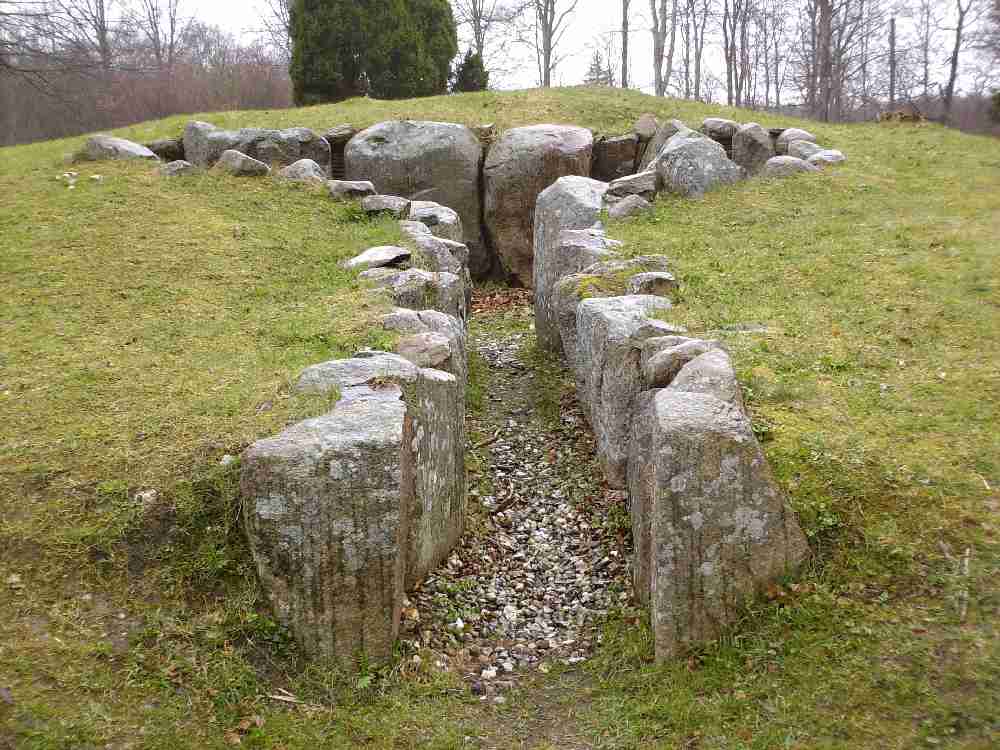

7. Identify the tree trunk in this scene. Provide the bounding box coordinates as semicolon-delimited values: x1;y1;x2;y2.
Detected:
621;0;629;88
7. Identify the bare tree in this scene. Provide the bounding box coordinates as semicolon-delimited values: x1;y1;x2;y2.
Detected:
942;0;983;121
134;0;184;71
649;0;678;96
526;0;579;87
259;0;291;61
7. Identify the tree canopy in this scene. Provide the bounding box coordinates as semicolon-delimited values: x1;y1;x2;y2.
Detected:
290;0;457;105
451;48;489;92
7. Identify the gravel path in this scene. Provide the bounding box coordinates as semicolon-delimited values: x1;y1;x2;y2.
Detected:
399;316;636;703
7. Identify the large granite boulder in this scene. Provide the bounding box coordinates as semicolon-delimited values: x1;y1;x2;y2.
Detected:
77;135;158;162
700;118;739;141
344;121;488;276
775;127;816;155
183;121;330;171
786;140;824;160
607;171;657;202
628;382;809;662
574;295;676;487
637;119;687;172
535;228;621;354
732;123;774;176
484;124;594;286
278;159;327;183
592;134;639;182
382;308;468;386
532;175;610;331
655;130;743;198
762;155;820;178
241;395;408;663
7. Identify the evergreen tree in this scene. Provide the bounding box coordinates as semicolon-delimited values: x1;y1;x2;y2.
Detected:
452;49;489;92
583;50;613;87
290;0;457;106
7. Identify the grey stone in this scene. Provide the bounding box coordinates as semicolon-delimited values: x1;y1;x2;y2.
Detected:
533;218;619;353
328;179;376;201
775;127;817;155
641;337;724;389
634;113;660;141
700;118;739;140
278;159;327;183
808;149;846;167
294;352;418;397
627;387;809;662
669;349;744;406
213;149;270;177
344;121;487;277
158;160;196;177
732;123;774;176
607;171;657;200
365;268;466;321
484;124;594;286
344;245;411;271
183;121;330;171
395;331;453;370
324;124;357;145
575;295;676;487
78;134;158;162
626;271;677;296
146;138;184;162
409;201;464;243
608;194;652;219
786;140;824;160
655;130;743;198
761;155;821;178
592;134;639;182
241;396;407;663
382;308;467;385
362;195;411;218
637;119;687;172
399;220;432;238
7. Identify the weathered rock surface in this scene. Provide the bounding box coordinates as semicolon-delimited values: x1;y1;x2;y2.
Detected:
732;123;774;176
637;119;687;172
278;158;327;183
145;137;184;162
327;179;376;201
409;201;464;243
241;396;407;663
786;140;824;160
608;194;652;219
324;124;357;145
214;149;270;176
532;175;609;302
626;271;677;296
575;295;676;487
159;160;196;177
484;124;594;285
641;337;723;389
775;127;817;154
184;121;330;170
382;308;467;385
362;195;411;217
762;155;820;178
607;170;658;201
656;130;743;198
344;121;487;276
634;113;660;141
808;149;846;167
700;118;739;141
364;268;466;321
345;245;411;271
78;134;158;162
628;386;809;662
592;134;639;182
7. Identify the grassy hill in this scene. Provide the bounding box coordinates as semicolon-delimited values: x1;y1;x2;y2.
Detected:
1;86;998;749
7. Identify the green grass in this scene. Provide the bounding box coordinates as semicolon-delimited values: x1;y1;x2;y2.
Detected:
1;86;999;748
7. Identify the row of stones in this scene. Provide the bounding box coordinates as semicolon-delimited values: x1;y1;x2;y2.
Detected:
78;114;842;288
236;195;475;663
531;175;811;661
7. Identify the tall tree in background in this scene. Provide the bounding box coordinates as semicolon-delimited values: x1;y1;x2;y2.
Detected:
259;0;292;61
649;0;677;96
527;0;579;86
452;47;489;90
290;0;457;104
942;0;982;121
134;0;184;71
584;47;614;85
620;0;629;88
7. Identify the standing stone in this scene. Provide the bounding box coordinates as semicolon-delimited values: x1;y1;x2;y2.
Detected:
535;227;621;354
628;385;809;662
533;174;610;303
183;121;330;171
362;195;411;218
761;156;820;178
241;396;408;663
655;130;744;198
592;134;640;182
732;123;774;176
363;268;466;322
78;135;158;162
634;113;660;141
344;121;488;277
775;127;817;154
637;119;687;172
575;295;676;487
484;124;594;286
